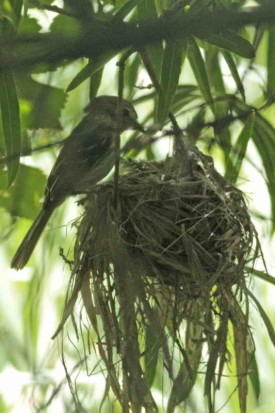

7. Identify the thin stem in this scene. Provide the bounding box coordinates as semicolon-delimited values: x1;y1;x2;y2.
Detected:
0;138;67;165
113;49;134;210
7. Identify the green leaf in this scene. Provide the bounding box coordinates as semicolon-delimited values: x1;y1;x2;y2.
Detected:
66;0;137;93
144;324;160;387
225;111;255;184
89;66;103;99
133;84;198;106
0;164;46;219
9;0;23;27
50;13;81;36
205;49;232;160
201;31;255;58
248;351;260;400
245;289;275;347
167;314;203;412
18;15;42;35
137;0;163;78
253;114;275;230
186;107;206;143
232;98;275;229
223;51;245;101
15;74;66;129
205;49;226;95
157;39;186;124
187;38;214;113
246;267;275;286
0;69;21;186
171;85;200;113
18;16;59;74
67;52;115;92
267;28;275;95
124;53;141;99
113;0;137;22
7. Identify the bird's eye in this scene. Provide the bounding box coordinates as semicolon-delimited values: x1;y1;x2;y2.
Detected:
123;108;130;117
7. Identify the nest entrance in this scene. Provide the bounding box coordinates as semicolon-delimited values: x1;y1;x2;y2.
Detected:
63;150;260;412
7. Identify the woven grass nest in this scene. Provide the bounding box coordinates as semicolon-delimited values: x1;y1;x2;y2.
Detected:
76;149;254;294
62;148;261;412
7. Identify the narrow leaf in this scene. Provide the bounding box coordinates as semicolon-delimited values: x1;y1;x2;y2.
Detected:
67;0;137;92
167;305;203;412
206;49;226;95
205;49;232;162
245;289;275;347
267;28;275;95
133;84;198;106
67;52;115;92
188;38;214;113
225;111;255;184
137;0;163;78
253;116;275;231
172;85;199;113
202;31;255;58
223;51;245;101
248;351;260;400
89;66;103;99
113;0;137;22
246;267;275;286
124;53;141;99
157;39;186;124
0;69;21;186
144;324;160;387
232;98;275;229
10;0;23;27
186;107;206;143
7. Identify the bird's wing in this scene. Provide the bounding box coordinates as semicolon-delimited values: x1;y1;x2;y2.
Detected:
45;125;115;204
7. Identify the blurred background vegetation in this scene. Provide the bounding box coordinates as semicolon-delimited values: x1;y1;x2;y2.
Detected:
0;0;275;412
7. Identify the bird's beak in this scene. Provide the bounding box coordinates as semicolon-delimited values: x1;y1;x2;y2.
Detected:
132;119;145;133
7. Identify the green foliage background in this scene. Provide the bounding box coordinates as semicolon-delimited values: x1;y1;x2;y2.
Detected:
0;0;275;412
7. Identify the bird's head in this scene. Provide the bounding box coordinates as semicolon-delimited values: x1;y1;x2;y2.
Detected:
85;95;144;133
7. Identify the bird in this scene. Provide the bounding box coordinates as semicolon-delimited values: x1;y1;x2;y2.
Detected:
11;95;143;270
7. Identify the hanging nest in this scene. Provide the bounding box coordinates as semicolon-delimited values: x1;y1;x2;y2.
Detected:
58;147;266;413
77;149;254;293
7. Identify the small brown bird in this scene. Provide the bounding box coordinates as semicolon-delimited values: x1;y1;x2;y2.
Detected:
11;96;142;270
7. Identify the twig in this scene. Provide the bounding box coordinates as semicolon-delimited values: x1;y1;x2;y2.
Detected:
113;49;134;210
0;107;255;165
36;358;87;411
0;138;67;165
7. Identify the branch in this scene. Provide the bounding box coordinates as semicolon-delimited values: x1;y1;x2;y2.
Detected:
1;3;275;69
113;49;134;209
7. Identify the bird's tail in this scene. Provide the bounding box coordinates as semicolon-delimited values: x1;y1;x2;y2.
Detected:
11;205;55;270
